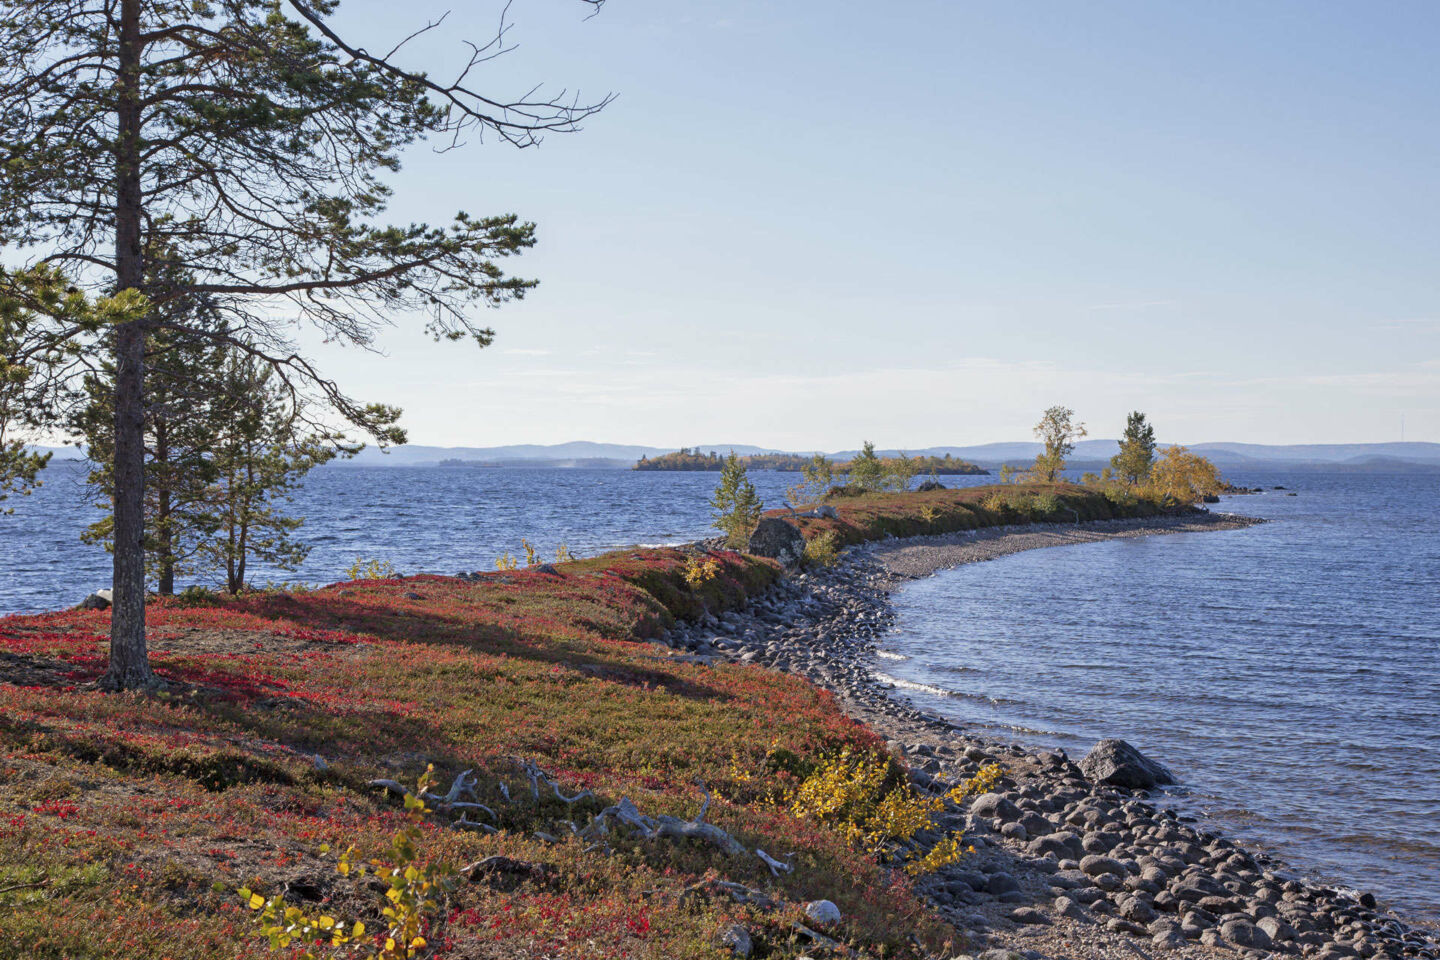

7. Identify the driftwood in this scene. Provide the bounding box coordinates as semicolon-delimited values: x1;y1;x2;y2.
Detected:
369;763;794;876
462;855;552;891
678;878;781;911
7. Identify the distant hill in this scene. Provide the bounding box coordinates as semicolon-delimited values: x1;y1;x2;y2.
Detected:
342;441;785;467
337;440;1440;470
37;439;1437;471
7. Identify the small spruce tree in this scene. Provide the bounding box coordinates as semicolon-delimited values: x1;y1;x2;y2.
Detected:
710;451;763;548
199;355;377;593
1111;411;1157;486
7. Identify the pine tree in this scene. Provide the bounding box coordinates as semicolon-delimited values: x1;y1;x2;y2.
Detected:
0;1;608;688
0;318;49;512
710;451;763;548
202;355;357;593
1111;411;1157;486
71;261;232;593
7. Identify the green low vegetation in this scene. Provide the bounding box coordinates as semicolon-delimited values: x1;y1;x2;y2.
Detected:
779;481;1180;548
634;447;985;477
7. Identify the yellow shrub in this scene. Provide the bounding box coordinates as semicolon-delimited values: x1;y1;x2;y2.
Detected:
345;557;396;580
683;554;721;588
240;766;457;960
788;748;942;859
804;530;842;567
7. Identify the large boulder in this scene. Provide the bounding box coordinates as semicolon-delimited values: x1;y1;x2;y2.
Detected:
76;588;113;610
915;479;946;492
747;518;806;566
1080;739;1175;790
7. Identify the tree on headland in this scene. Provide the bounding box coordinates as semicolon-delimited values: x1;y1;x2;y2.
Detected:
1032;406;1087;482
0;0;610;689
1111;411;1157;485
887;450;918;492
1147;445;1223;504
787;452;836;505
848;441;885;491
710;452;763;548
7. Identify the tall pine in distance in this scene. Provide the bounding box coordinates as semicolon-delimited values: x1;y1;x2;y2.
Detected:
0;0;610;689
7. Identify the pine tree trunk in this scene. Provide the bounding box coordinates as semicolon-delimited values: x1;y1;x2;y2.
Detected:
100;0;155;691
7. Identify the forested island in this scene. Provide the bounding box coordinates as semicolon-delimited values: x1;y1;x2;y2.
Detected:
635;447;988;475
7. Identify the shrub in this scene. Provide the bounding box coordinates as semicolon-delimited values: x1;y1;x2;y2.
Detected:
787;750;1002;875
240;766;457;959
683;554;721;588
345;557;396;581
494;552;518;571
1031;492;1060;517
804;530;842;567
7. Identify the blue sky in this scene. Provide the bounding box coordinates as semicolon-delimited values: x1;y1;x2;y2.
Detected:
303;0;1439;448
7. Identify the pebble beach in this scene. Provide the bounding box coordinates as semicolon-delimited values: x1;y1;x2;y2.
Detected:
655;512;1440;960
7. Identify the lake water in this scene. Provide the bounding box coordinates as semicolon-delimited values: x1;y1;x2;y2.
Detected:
877;472;1440;920
0;461;993;613
3;463;1436;921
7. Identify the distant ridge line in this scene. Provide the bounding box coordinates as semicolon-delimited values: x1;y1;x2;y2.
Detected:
29;439;1440;469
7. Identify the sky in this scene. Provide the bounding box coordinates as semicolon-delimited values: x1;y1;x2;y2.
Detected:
298;0;1440;449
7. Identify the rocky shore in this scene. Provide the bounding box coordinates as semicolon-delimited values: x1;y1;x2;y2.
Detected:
657;512;1439;960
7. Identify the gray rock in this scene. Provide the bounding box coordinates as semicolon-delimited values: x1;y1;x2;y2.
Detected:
915;480;946;492
1009;907;1049;925
1257;915;1298;943
985;872;1020;896
77;589;113;610
1153;930;1187;948
1079;739;1175;790
1220;918;1273;950
1079;854;1126;878
803;899;841;927
971;793;1022;822
1029;831;1083;860
999;822;1028;842
747;518;807;566
718;923;752;957
1119;896;1157;924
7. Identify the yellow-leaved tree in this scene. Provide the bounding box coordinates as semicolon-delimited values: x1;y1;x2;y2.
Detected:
1146;446;1223;504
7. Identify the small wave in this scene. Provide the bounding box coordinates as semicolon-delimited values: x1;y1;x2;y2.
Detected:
874;650;910;661
872;672;955;698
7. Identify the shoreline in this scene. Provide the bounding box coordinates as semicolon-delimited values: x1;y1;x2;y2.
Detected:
660;511;1440;959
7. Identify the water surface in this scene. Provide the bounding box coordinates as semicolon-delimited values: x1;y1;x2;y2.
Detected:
878;473;1439;919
